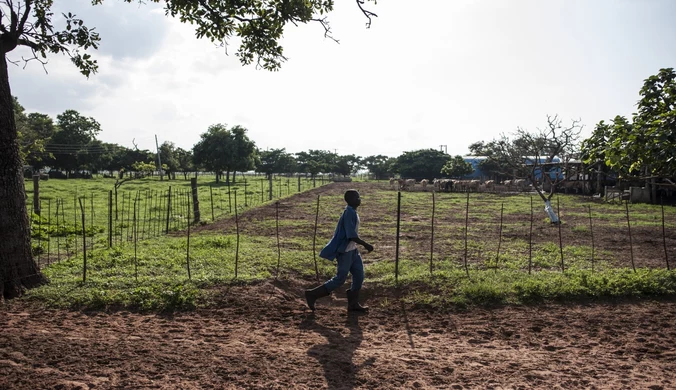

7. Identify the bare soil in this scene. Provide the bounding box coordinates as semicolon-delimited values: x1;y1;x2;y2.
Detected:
2;182;676;389
2;281;676;389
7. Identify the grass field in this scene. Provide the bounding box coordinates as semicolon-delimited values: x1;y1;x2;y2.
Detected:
24;173;331;263
23;180;676;310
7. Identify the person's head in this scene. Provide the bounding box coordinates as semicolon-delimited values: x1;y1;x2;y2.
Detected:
344;190;361;208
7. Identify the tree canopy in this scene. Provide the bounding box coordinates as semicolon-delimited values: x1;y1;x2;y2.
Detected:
394;149;450;180
581;68;676;178
484;115;583;203
192;124;257;182
256;148;296;177
363;154;395;180
441;155;474;178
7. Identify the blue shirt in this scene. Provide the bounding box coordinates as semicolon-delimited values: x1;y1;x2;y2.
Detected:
319;206;359;261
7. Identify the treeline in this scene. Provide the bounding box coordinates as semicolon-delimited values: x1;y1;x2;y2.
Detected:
15;67;675;187
15;97;398;181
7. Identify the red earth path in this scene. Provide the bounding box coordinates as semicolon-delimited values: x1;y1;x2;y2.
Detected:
2;280;676;390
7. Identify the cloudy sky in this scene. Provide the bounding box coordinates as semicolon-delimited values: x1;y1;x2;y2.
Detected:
8;0;676;158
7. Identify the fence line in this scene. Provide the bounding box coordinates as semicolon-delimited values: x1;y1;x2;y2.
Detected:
23;183;675;289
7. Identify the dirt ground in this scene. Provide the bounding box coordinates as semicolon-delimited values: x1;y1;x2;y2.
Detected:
2;182;676;389
2;280;676;389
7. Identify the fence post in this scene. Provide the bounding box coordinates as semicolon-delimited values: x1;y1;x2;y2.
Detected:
78;198;87;283
210;186;215;221
395;191;401;284
74;194;78;256
191;177;200;223
312;195;320;283
528;196;533;275
37;200;41;269
47;199;51;265
33;174;40;216
589;205;595;272
429;191;435;276
108;190;113;248
186;192;192;280
662;198;670;270
166;186;172;234
268;175;273;201
298;175;301;193
134;198;138;281
275;201;281;279
463;192;470;279
234;190;240;279
557;196;564;272
625;200;636;272
495;202;504;272
228;181;232;213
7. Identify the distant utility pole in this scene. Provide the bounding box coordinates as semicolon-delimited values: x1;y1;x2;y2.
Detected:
155;134;164;181
439;145;447;154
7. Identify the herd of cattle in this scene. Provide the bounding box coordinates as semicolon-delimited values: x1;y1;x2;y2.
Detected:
388;178;588;193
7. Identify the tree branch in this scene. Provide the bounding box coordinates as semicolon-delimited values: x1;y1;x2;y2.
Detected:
356;0;378;28
310;17;339;43
17;0;29;33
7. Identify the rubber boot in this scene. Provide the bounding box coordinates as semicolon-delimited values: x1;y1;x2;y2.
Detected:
305;285;330;311
346;289;369;312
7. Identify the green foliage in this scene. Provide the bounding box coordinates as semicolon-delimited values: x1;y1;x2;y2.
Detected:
582;68;676;178
193;124;257;177
295;149;335;176
394;149;451;179
256;148;297;177
363;155;396;180
333;154;362;176
441;155;474;178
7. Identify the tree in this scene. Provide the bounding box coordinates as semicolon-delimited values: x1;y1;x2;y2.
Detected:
76;140;116;175
48;110;102;174
587;68;676;201
394;149;451;180
333;154;362;176
14;97;55;168
0;0;377;299
582;68;676;198
159;141;180;179
295;149;334;178
441;155;474;178
257;148;296;178
109;146;154;176
485;115;583;223
468;141;508;181
363;155;396;180
175;148;194;180
192;124;257;183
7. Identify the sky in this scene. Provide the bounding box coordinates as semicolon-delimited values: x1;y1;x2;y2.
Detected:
7;0;676;158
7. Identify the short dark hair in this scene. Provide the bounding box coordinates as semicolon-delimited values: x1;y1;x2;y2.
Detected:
344;190;359;203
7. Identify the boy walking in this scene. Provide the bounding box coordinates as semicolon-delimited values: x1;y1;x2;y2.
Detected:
305;189;374;312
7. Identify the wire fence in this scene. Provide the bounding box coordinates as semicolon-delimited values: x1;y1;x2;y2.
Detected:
9;183;674;289
27;175;331;272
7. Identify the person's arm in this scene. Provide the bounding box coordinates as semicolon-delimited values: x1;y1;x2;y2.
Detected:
344;209;374;252
349;236;373;252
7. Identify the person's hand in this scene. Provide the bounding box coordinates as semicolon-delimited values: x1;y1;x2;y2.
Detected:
363;243;374;253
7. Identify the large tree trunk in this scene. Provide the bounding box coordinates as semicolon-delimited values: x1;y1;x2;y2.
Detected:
0;55;46;299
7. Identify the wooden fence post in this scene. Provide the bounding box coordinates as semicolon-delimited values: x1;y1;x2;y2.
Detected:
395;191;401;284
312;195;320;283
78;198;87;283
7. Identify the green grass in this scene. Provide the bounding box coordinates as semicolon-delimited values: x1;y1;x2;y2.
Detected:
23;181;676;311
25;174;330;259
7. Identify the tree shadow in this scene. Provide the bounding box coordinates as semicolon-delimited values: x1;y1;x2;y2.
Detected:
301;313;373;390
